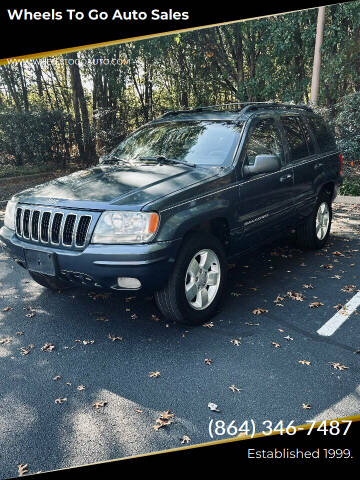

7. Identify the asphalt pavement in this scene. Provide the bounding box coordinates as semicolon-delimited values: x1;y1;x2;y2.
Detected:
0;201;359;477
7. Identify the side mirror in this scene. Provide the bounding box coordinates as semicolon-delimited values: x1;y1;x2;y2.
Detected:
243;154;281;176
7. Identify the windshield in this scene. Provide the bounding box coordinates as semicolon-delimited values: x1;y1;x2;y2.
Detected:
108;120;243;166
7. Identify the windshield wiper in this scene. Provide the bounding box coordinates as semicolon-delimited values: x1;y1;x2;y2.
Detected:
137;156;196;168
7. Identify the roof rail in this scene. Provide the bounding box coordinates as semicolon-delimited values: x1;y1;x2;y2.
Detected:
159;102;312;119
240;102;312;114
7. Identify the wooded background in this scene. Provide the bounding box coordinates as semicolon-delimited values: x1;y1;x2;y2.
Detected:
0;2;359;184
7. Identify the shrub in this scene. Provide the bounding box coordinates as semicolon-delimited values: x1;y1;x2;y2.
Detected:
0;110;69;167
333;92;360;162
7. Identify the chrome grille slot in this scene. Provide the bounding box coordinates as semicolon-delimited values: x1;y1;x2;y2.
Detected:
76;216;91;247
16;208;22;235
41;212;51;242
22;209;31;238
63;214;77;246
31;211;40;240
15;205;94;250
51;213;63;244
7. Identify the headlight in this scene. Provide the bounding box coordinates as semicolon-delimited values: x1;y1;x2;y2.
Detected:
91;211;159;244
4;200;16;230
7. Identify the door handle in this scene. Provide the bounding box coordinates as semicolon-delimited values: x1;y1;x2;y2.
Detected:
280;173;293;183
314;162;323;170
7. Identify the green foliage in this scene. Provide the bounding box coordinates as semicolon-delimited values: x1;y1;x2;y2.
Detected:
340;177;360;196
0;1;359;184
333;92;360;161
0;110;69;167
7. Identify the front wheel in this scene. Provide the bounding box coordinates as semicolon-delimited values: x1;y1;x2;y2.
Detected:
296;193;332;249
154;233;227;325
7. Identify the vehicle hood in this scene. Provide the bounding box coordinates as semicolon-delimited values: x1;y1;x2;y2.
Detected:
12;163;217;209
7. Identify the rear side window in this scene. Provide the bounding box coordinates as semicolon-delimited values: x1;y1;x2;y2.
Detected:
307;116;336;153
281;116;309;161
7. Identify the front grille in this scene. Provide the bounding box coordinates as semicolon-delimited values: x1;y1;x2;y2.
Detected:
76;216;92;247
63;214;76;245
41;212;51;242
51;213;63;244
32;211;40;240
23;209;30;238
15;206;93;249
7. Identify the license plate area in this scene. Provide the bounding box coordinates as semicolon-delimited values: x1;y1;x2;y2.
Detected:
25;250;56;276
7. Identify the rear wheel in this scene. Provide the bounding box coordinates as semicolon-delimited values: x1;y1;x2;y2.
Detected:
29;271;71;291
296;192;332;249
154;233;227;325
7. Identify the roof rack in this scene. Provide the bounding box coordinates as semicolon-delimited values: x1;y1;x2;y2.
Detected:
240;102;312;114
160;102;312;118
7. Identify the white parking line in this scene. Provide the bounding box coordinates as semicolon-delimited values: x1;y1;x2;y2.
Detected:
317;290;360;336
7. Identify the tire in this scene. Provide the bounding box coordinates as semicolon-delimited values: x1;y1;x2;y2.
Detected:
154;233;227;325
29;271;71;291
296;192;332;250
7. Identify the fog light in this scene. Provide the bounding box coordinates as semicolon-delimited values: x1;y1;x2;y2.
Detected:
117;277;141;289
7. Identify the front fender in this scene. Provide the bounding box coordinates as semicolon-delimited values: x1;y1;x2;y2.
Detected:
156;198;231;242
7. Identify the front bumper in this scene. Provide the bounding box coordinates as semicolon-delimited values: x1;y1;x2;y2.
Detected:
0;225;181;292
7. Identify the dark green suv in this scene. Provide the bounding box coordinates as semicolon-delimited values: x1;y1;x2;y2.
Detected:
0;103;343;325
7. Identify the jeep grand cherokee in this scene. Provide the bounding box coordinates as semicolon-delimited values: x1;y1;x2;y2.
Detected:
0;103;343;325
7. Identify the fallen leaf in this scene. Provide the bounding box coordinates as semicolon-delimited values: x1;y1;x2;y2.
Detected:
203;322;214;328
93;401;108;409
252;308;268;315
149;371;161;378
284;335;294;341
18;464;29;476
19;345;34;356
153;410;175;430
108;334;122;342
302;403;311;410
204;358;213;365
41;343;55;352
208;402;220;412
329;362;348;371
274;295;284;303
272;342;281;348
341;285;357;293
230;338;241;346
229;384;242;393
2;306;12;312
55;397;67;404
333;304;344;311
298;360;311;366
53;375;61;381
320;264;333;269
287;291;305;301
77;385;85;391
180;435;191;444
309;301;324;308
